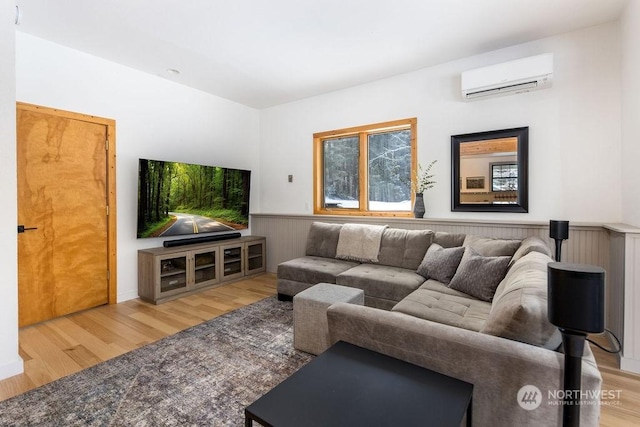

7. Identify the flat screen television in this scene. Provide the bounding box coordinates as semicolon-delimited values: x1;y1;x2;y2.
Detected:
137;158;251;238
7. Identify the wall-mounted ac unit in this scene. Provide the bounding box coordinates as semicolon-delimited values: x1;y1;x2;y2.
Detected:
461;53;553;101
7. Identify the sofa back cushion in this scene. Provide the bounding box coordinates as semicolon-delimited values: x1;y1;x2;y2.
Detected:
305;222;343;258
480;251;561;349
377;228;434;270
463;234;521;257
508;236;552;267
433;232;466;248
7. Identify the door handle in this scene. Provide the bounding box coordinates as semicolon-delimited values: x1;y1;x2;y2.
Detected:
18;225;38;233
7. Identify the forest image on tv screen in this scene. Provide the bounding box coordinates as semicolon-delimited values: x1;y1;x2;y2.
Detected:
137;159;250;238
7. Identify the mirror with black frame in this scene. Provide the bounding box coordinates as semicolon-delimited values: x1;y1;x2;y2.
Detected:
451;127;528;212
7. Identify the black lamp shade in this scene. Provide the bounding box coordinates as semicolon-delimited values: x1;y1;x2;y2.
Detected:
550;220;569;240
548;262;605;334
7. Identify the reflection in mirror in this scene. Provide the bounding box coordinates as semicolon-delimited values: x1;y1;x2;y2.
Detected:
460;137;517;203
451;127;528;212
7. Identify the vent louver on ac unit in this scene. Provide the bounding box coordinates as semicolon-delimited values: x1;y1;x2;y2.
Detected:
461;53;553;101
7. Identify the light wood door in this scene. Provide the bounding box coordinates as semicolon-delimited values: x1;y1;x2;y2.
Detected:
17;104;115;327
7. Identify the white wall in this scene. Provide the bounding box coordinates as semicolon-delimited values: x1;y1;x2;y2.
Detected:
259;23;622;223
621;0;640;228
0;2;23;380
15;33;261;302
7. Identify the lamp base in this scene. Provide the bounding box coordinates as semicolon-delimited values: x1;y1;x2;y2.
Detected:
561;330;587;427
553;238;564;262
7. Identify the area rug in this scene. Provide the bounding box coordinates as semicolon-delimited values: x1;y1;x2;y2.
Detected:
0;297;313;426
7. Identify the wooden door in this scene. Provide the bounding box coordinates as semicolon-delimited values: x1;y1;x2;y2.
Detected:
17;104;117;327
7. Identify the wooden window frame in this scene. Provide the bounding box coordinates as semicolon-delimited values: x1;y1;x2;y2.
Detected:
313;118;417;217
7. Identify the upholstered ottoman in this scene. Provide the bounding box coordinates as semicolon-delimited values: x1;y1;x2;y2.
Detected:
293;283;364;355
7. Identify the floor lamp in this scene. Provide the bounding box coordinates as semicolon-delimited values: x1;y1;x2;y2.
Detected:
550;220;569;261
548;262;605;427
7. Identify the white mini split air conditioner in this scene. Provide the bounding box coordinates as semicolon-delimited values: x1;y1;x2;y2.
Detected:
461;53;553;101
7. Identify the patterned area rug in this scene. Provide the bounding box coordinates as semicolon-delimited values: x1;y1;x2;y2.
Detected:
0;297;313;426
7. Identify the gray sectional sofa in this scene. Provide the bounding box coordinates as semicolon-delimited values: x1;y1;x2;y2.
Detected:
278;222;465;309
277;221;602;426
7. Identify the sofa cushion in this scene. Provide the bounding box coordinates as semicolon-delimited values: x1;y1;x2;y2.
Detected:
416;243;465;284
392;280;491;331
449;247;510;302
433;232;466;248
419;279;477;298
463;234;521;257
509;236;552;267
336;264;426;304
277;256;358;285
305;222;343;258
377;228;434;270
481;251;562;349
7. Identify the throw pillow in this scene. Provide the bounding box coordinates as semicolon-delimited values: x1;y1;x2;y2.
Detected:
449;247;511;302
416;244;465;284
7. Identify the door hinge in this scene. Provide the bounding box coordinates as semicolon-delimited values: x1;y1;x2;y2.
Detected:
106;205;109;216
105;139;109;151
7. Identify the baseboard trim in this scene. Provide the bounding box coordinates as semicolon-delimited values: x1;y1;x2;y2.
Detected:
620;356;640;375
117;289;140;303
0;356;24;381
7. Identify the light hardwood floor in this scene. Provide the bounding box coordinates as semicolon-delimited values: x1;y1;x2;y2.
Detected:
0;274;277;401
1;273;638;426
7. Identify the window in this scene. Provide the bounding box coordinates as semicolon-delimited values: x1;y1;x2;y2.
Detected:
313;118;417;216
491;162;518;192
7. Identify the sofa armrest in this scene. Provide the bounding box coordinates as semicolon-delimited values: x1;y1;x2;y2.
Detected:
327;303;602;427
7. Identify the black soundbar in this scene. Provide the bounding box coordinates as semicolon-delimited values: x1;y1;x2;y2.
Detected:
163;232;242;247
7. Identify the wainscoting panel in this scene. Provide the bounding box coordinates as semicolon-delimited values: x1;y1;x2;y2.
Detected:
252;216;313;276
606;229;626;349
609;226;640;374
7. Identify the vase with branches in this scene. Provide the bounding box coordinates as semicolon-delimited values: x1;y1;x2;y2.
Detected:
412;160;437;218
414;160;437;194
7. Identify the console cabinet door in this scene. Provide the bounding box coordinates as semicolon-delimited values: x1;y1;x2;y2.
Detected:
191;247;219;289
221;243;245;281
156;253;189;298
246;240;266;275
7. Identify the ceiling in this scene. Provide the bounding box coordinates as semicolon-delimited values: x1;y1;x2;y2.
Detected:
15;0;628;109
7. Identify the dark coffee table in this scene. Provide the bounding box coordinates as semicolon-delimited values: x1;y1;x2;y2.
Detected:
245;341;473;427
